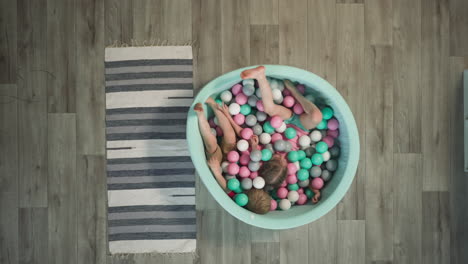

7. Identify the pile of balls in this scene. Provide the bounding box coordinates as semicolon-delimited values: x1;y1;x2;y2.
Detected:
208;77;340;211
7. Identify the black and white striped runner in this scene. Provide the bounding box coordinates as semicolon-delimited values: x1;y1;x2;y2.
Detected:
105;46;196;253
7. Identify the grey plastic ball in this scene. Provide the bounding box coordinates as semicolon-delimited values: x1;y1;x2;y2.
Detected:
250;150;262;162
253;124;263;135
265;144;274;152
321;170;332;181
256;111;267;122
284;141;293;152
298;179;310;188
320;130;327;138
304;147;316;157
274;140;286;152
310;166;322;178
248;161;261;172
245;115;257;127
243;84;255;96
248;95;258;107
326;159;338;172
225;174;236;180
329;146;340;158
241;178;253;190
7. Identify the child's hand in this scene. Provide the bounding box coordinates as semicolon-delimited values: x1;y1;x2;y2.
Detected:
220;103;230;116
207;156;221;174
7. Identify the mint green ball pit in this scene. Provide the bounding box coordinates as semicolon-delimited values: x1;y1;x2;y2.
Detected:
187;65;360;230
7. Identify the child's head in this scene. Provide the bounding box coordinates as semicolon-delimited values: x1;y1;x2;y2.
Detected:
246;189;271;214
258;154;288;187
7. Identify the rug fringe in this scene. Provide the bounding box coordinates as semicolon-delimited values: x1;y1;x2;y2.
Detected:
106;39;196;48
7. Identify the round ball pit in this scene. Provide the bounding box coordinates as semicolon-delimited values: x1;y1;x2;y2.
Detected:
187;65;360;229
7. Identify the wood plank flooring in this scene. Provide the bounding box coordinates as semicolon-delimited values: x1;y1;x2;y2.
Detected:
0;0;467;263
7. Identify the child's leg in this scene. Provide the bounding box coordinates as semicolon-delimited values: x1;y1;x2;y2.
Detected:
284;80;323;130
241;66;293;120
205;98;237;148
194;103;219;154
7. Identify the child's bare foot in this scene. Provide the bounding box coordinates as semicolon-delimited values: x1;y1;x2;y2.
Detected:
241;66;266;80
194;103;204;114
205;97;219;110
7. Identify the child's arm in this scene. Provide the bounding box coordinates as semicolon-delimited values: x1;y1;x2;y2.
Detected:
219;104;243;137
207;155;228;192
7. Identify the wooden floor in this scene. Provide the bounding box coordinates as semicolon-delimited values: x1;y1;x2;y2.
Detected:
1;0;468;263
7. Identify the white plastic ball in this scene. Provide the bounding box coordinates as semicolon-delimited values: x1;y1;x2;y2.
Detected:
287;191;299;203
243;84;255;96
270;79;279;90
275;122;287;133
274;96;283;104
255;88;262;99
259;133;271;145
248;95;258;107
279;199;291;210
253;176;265;189
256;111;267;122
293;161;300;170
245;114;257;127
229;103;241;115
241;178;253;190
214;117;219;125
272;89;282;101
310;130;322;142
322;151;331;162
298;135;311;147
220;90;232;103
210;128;217;136
242;79;255;86
225;174;236;180
221;161;230;173
305;94;315;103
298;179;310;188
237;139;249;152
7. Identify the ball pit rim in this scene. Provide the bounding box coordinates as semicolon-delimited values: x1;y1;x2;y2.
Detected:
187;65;360;230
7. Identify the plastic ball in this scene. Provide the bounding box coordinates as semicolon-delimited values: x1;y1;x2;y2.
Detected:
286;174;298;184
272;89;283;101
296;193;307;205
315;141;328;154
213;117;219;126
274;140;286;152
288;183;299;191
237;139;249;152
227;151;240;163
293;161;300;170
250;150;262;162
249;171;258;179
235;193;249;206
229;103;241;115
245;115;257;127
297;169;309;181
293;103;304;115
248;161;261;172
287;190;300;203
326;159;338;172
275;122;287;133
299;135;311;147
327;118;339;130
221;161;230;173
321;170;332;181
283;89;291;96
317;120;327;130
329;146;340;158
270;116;282;129
311;177;324;190
298;179;310;188
269;78;279;90
287;163;298;175
251;125;262;136
309;130;322;142
243;84;255;96
264;143;274;153
276;80;285;91
225;175;236;181
228;191;236;198
227;178;240;191
240;104;252;115
270;199;277;211
263;121;275;134
227;163;240;175
304;147;315;157
256;100;264;111
327;129;339;138
279;199;291;210
240;128;253;140
283;96;295;108
311;153;324;166
305;189;313;199
280;180;288;188
284;127;297;139
271;133;283;143
239;153;250;166
253;176;266;189
255;87;262;98
261;149;273;161
256;111;267;122
220;90;233;103
287;151;299;162
322;151;331;162
235;93;248;105
215;98;223;106
310;166;322;178
305;94;315;102
233;114;245;125
297;150;306;161
242;79;254;86
284;141;293;152
321;107;334;120
259;133;271;145
323;136;334;148
231;84;242;95
241;178;253;190
277;187;288;199
208;118;216;128
239;166;250;178
300;158;313;170
248;95;258;107
210;128;217;136
215;127;223;137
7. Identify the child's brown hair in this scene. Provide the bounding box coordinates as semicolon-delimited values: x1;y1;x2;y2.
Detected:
258;154;288;187
246;189;271;214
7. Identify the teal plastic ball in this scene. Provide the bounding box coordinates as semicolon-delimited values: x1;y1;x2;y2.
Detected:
287;151;299;162
297;169;309;181
288;183;299;191
317;120;327;129
316;141;329;153
263;121;275;134
235;193;249;206
300;158;313;169
261;149;273;161
297;150;306;161
285;127;297;139
305;189;313;198
240;104;252;115
227;178;240;191
215;98;223;105
311;153;324;166
234;187;243;194
321;107;334;120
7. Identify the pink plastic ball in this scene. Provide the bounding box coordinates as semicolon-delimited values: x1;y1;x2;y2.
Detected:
271;133;283;143
234;114;245;125
239;153;250;166
323;136;335;148
327;118;339;130
241;128;253;140
296;194;308;205
231;84;242;95
283;96;295;108
215;127;223;137
270;199;277;211
327;129;339;138
287;163;298;175
235;93;248;105
297;188;304;194
280;180;288;187
249;171;258;179
277;187;288;199
209;118;216;128
270;115;283;128
239;166;251;178
283;89;292;96
311;177;324;190
296;84;305;94
286;175;298;184
227;151;240;163
293;103;304;115
227;163;240;175
256;100;264;111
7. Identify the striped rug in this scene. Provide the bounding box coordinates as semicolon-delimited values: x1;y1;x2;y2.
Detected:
105;46;196;254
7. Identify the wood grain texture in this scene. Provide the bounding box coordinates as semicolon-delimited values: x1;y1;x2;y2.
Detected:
337;0;363;3
161;0;192;44
0;0;17;83
221;211;251;264
197;210;223;264
421;0;450;191
251;242;280;264
221;0;250;72
0;85;18;193
307;0;337;86
393;0;421;153
279;225;309;263
365;0;392;45
19;208;48;264
337;220;365;264
308;209;337;264
132;0;162;43
449;0;468;55
250;25;279;65
17;0;48;207
364;45;394;263
0;192;18;264
77;155;107;264
104;0;133;45
46;0;76;113
48;114;77;264
249;0;279;25
279;0;308;68
393;154;422;264
422;191;450;264
336;3;365;220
